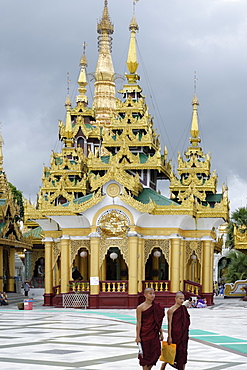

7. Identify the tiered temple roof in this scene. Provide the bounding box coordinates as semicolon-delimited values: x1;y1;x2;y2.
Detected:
25;0;228;222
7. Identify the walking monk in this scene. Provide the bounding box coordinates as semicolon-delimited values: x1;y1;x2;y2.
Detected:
136;287;165;370
160;291;190;370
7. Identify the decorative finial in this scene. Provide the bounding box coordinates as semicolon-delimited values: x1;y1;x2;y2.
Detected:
97;0;114;36
77;43;88;104
67;72;71;96
190;72;200;144
194;71;198;95
192;71;199;105
80;42;88;66
65;72;72;108
133;0;139;14
126;6;139;79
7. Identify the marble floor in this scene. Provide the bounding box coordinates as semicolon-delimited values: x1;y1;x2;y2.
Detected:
0;296;247;369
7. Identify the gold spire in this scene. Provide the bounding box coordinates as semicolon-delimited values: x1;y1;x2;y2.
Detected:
126;15;139;77
190;72;200;146
65;72;72;109
97;0;114;37
190;93;199;140
77;42;88;104
93;0;116;126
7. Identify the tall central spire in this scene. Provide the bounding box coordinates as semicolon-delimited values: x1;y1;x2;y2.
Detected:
126;14;139;83
93;0;116;126
190;93;200;146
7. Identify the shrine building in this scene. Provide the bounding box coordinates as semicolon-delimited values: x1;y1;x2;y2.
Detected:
24;0;229;308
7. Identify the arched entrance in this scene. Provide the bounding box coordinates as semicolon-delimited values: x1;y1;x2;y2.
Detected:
105;247;128;281
145;248;168;281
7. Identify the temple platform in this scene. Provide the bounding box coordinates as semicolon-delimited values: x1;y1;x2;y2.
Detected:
0;296;246;369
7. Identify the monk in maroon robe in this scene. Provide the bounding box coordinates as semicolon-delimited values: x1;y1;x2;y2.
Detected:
160;292;190;370
136;288;165;370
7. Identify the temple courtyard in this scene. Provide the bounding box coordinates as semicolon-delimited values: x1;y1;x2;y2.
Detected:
0;296;246;369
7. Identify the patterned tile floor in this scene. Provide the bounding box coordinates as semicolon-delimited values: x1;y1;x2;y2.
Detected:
0;296;247;369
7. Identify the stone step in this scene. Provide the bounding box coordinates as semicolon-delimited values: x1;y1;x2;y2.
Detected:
5;293;26;305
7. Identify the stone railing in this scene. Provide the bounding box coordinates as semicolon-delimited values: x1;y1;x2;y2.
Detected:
142;280;170;292
100;280;128;293
184;280;201;296
69;280;90;292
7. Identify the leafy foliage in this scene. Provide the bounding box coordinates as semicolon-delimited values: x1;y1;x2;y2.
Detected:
8;182;24;221
225;250;247;283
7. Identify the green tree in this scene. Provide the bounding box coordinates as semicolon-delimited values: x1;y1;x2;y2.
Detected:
226;207;247;249
225;250;247;283
8;182;24;221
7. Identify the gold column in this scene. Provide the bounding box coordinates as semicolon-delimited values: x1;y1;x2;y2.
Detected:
137;238;144;292
7;247;15;292
90;234;100;295
0;246;3;291
44;238;53;294
169;234;181;293
101;258;106;281
180;240;185;291
128;235;138;295
54;261;58;286
202;237;212;293
210;243;214;290
60;236;70;294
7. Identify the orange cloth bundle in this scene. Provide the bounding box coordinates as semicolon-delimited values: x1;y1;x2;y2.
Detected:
160;341;176;364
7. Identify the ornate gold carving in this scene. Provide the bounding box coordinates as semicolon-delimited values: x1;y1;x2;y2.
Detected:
185;241;202;264
144;239;169;264
119;188;155;213
53;241;61;268
89;165;142;196
99;210;129;238
99;238;128;266
71;240;90;265
30;251;45;277
106;183;120;198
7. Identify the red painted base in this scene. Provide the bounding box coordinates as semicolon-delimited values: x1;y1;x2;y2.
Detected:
128;294;139;308
43;293;54;306
53;294;63;308
44;290;215;308
89;294;99;309
202;292;214;306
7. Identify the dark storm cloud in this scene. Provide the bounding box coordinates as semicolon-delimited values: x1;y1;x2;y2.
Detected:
0;0;246;211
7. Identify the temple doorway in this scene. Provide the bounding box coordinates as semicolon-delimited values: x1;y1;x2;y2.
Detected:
145;248;168;281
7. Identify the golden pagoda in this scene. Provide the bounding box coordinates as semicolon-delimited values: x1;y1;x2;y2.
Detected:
0;131;32;293
24;1;229;308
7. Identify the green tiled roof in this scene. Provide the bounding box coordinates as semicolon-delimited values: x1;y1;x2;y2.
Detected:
23;226;43;239
101;156;110;164
0;222;6;232
134;188;179;206
63;193;93;207
0;199;7;206
85;123;93;129
205;194;223;202
139;153;148;163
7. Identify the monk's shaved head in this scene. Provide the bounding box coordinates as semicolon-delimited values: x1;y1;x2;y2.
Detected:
175;291;184;298
144;287;154;294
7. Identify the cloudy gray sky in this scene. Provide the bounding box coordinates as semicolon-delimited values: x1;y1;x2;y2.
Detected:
0;0;246;213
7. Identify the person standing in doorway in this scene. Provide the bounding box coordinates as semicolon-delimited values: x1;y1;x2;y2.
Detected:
136;287;165;370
